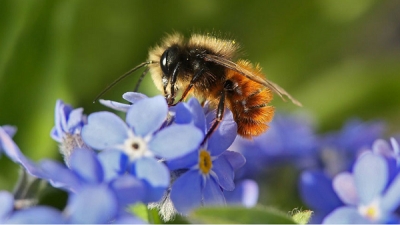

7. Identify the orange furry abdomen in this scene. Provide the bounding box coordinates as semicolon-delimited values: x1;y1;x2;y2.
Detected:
225;60;275;138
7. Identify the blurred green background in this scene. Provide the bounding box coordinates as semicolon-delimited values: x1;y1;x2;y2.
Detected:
1;0;400;205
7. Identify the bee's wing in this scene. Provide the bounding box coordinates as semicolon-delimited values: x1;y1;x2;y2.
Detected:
204;54;302;107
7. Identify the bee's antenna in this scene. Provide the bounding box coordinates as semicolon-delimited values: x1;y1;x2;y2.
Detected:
134;67;150;92
93;61;157;103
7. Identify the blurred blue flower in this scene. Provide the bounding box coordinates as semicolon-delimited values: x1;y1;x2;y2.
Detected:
229;112;318;179
299;119;386;223
323;152;400;223
82;95;204;202
0;190;67;223
168;98;245;215
1;186;144;224
299;170;343;223
39;148;146;223
224;179;259;208
318;118;385;176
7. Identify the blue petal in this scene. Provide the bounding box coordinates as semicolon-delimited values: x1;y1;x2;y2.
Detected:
299;170;343;213
222;150;246;171
372;139;394;158
332;172;358;205
0;191;14;221
126;95;167;136
206;110;237;156
354;152;387;205
67;185;118;224
53;100;70;140
132;157;169;187
187;98;206;131
167;150;198;171
82;111;129;150
39;160;81;192
142;183;166;203
50;127;61;143
99;99;131;112
0;127;45;178
97;150;128;182
123;92;148;103
67;108;84;132
2;125;17;138
323;206;372;224
381;172;400;213
390;137;400;155
203;176;226;206
6;206;66;224
110;174;146;206
224;179;259;207
149;124;203;159
170;170;202;214
69;148;103;184
172;102;193;124
212;156;235;191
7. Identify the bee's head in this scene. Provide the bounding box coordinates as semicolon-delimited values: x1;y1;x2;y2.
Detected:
160;45;181;77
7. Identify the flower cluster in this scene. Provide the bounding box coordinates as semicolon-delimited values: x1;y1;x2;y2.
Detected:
0;93;249;223
228;109;400;223
2;91;400;224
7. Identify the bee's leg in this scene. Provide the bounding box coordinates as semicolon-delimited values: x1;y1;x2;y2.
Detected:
201;80;234;145
170;68;205;106
201;89;226;146
167;62;182;105
162;74;169;100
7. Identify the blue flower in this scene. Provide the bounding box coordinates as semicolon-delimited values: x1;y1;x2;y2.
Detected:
229;112;318;179
319;118;385;176
168;98;245;215
50;100;89;164
38;148;146;223
50;99;86;143
1;186;144;224
82;95;204;202
0;190;67;223
224;179;259;208
299;170;343;223
298;119;387;223
323;152;400;223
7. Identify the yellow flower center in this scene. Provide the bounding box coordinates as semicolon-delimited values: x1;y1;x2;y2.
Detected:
199;149;212;174
365;206;378;219
359;200;381;221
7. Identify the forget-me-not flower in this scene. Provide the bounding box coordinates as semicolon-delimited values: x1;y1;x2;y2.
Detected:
167;98;245;215
323;151;400;223
82;95;203;202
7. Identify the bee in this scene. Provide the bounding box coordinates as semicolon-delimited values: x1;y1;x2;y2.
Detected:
95;32;301;141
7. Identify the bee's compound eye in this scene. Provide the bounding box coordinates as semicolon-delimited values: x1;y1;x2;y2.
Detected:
160;50;169;75
160;46;180;76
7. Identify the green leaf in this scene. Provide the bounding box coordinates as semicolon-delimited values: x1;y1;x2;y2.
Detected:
129;203;149;223
128;204;164;224
188;206;296;224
